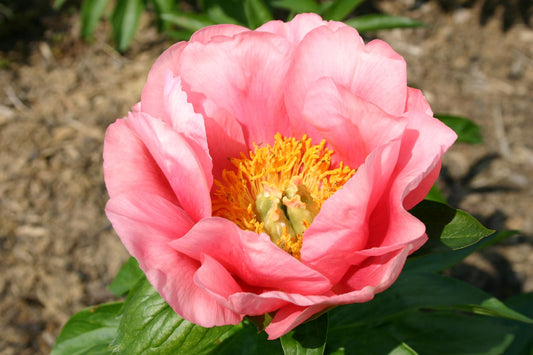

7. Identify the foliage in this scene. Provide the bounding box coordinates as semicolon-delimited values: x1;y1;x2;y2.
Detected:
55;0;424;51
52;200;533;354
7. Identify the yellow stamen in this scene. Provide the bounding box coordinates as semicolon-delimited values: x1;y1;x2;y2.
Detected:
211;133;355;259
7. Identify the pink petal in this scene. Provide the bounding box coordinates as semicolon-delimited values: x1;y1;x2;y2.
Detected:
265;304;330;340
394;111;457;210
301;140;403;283
189;23;250;44
141;42;187;121
128;112;212;221
103;118;177;204
170;217;332;294
257;13;340;45
178;31;293;145
163;72;212;187
286;26;407;135
302;77;407;168
105;193;242;326
405;87;433;115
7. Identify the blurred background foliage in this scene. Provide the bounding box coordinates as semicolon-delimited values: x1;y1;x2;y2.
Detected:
47;0;424;52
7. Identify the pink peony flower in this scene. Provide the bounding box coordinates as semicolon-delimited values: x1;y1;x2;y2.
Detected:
103;13;457;339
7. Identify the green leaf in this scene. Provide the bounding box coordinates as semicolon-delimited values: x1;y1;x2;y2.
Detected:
280;313;328;355
435;114;484;144
327;273;532;354
405;230;516;273
111;277;239;354
52;302;122;355
215;320;283;355
244;0;273;29
410;200;494;253
329;273;530;329
424;184;446;203
383;310;515;355
80;0;110;39
108;257;144;297
326;324;418;355
344;14;425;32
206;5;244;25
322;0;364;21
503;293;533;355
271;0;319;13
53;0;68;9
111;0;144;52
161;13;217;32
151;0;175;31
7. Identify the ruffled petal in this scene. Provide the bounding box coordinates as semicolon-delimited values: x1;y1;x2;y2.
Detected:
179;30;293;145
285;25;407;135
302;77;407;168
257;13;342;45
170;217;332;294
163;72;212;187
141;42;187;121
105;193;242;326
128;112;212;221
398;112;457;209
265;304;330;340
103;118;177;204
301;139;403;283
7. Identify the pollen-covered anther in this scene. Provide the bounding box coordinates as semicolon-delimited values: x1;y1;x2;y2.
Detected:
211;133;355;258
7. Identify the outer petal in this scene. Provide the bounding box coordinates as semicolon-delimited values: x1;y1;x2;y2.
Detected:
105;193;242;326
128;112;212;221
141;24;249;120
301;139;403;282
163;72;212;187
399;112;457;209
141;42;187;121
286;25;407;135
265;304;329;340
302;77;407;168
103;118;177;204
179;30;293;145
170;218;332;295
257;13;343;45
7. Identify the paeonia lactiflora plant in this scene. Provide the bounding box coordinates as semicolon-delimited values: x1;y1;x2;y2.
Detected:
52;14;533;355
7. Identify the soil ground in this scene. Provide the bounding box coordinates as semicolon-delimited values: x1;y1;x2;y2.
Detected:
1;1;532;353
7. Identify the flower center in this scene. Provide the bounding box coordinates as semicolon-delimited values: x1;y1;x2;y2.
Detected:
211;133;355;259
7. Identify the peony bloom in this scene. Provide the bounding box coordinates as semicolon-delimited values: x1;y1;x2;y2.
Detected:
103;13;457;339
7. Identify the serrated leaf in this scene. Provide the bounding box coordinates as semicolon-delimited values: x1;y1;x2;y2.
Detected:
435;114;484;144
111;277;239;354
108;257;144;297
280;313;328;355
51;302;123;355
81;0;110;39
111;0;144;52
345;14;425;32
271;0;319;13
410;200;494;253
244;0;273;29
161;13;217;32
322;0;364;21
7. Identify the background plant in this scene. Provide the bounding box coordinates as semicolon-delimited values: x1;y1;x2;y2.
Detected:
54;0;424;51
